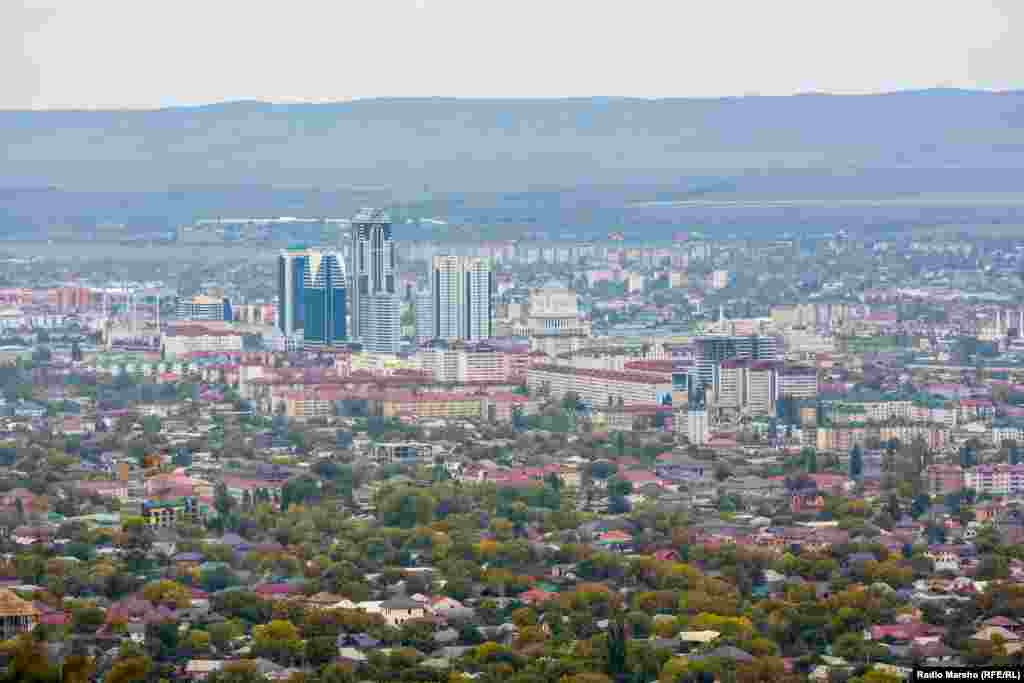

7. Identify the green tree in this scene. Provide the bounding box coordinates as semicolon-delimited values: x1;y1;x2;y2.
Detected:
802;447;818;474
72;606;106;634
214;481;236;524
378;487;436;528
849;445;863;479
606;614;629;681
607;477;633;498
910;494;930;519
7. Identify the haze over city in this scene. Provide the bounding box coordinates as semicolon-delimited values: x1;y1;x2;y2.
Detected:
3;2;1024;683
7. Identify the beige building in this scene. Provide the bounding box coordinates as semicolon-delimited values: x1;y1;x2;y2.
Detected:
527;364;671;407
163;326;244;356
417;345;512;383
0;589;39;639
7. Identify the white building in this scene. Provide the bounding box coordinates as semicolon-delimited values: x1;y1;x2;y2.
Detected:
417;345;511;383
430;255;494;342
414;290;433;344
527;364;671;407
359;295;400;354
687;408;709;445
162;326;244;356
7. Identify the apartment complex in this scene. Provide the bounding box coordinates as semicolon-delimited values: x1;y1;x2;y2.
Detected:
350;208;400;353
430;255;494;342
176;294;232;322
163;326;244;356
527;364;671;407
692;335;780;390
417;344;512;383
925;464;964;496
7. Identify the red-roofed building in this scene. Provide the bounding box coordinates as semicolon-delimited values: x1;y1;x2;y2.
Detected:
518;588;557;605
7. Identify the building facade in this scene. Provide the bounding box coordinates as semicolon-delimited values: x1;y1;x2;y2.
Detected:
414;289;433;344
302;250;347;349
692;335;780;390
350;208;399;352
430;255;495;342
176;294;232;322
277;247;309;336
527;364;672;408
359;294;401;353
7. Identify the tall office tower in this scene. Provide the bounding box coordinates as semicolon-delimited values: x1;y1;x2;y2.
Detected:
430;255;495;342
277;247;309;336
350;208;399;351
414;289;433;345
302;250;347;349
692;335;780;389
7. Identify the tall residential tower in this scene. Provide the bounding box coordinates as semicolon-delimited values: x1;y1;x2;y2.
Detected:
430;255;495;342
350;209;400;353
277;247;309;337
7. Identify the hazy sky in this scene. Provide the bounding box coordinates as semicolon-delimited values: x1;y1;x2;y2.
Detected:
4;0;1021;109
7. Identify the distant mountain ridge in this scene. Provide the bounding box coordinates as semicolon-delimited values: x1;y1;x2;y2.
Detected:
2;89;1024;192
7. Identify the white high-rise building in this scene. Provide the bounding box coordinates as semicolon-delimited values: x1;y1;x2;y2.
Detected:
277;247;309;337
414;290;433;345
430;255;494;342
360;295;400;354
687;408;709;445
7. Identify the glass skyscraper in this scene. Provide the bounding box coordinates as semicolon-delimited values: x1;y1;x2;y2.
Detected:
278;246;347;349
302;250;347;349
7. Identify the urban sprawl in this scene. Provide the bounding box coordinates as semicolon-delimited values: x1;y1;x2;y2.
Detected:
1;214;1024;682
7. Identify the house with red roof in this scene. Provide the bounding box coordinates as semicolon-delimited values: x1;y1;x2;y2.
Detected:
518;588;557;605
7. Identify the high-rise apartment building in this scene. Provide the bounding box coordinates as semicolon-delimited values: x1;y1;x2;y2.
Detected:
430;255;494;342
692;335;780;389
359;295;400;353
302;251;347;349
277;247;309;336
350;208;400;352
414;290;433;345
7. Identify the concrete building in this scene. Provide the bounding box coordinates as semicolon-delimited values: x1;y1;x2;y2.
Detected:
373;392;485;420
527;364;671;407
687;407;709;445
925;464;964;496
414;290;433;345
0;589;39;639
176;294;232;322
417;343;512;383
746;362;778;416
163;326;244;356
359;294;400;353
777;365;819;400
516;281;590;337
710;270;731;290
350;208;398;351
964;464;1024;496
277;247;309;336
693;335;780;390
430;255;494;342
